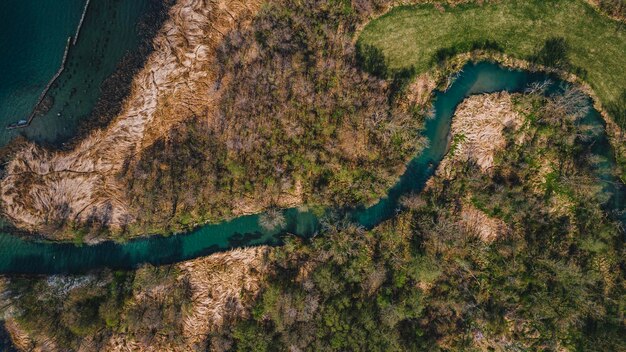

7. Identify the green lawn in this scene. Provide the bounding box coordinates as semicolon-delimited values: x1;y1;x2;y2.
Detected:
358;0;626;126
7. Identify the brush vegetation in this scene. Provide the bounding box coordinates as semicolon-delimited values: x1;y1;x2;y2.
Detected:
218;91;626;351
1;0;625;349
121;0;425;236
101;0;626;238
358;0;626;128
3;91;624;351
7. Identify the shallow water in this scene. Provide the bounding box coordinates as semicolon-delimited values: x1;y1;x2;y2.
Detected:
0;0;149;146
0;62;622;274
0;322;17;352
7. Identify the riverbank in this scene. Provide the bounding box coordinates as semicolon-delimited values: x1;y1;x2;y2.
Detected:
2;85;623;349
0;0;423;242
1;0;623;243
0;0;175;154
359;0;626;180
0;0;264;241
68;0;177;150
359;0;626;127
0;0;175;188
431;51;626;183
0;62;620;274
0;246;272;351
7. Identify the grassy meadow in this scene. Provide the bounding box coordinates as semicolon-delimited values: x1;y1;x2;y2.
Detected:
359;0;626;126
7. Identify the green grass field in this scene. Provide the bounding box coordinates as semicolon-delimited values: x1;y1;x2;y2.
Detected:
358;0;626;126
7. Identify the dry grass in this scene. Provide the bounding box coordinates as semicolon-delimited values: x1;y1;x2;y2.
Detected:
179;247;271;347
459;201;508;242
101;247;271;351
0;0;263;239
1;247;271;352
584;0;626;22
435;92;524;179
4;318;58;352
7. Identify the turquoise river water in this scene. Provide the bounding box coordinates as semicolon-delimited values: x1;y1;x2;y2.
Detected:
0;61;623;274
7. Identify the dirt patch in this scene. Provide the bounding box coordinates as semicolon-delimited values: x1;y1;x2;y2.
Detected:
459;202;508;242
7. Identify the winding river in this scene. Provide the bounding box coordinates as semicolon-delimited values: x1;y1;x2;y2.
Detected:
0;62;623;274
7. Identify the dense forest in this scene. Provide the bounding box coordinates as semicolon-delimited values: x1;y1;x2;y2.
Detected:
2;89;624;351
117;0;626;238
0;0;624;350
120;0;425;236
216;91;625;351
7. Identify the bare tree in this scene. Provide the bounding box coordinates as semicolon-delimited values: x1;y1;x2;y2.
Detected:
259;208;287;231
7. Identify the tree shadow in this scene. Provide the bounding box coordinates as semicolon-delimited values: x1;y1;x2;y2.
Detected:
528;37;587;78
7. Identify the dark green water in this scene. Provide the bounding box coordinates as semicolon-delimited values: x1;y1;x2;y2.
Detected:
0;62;623;274
0;0;149;146
0;322;17;352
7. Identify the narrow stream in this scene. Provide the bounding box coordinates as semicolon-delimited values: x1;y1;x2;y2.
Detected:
0;62;622;274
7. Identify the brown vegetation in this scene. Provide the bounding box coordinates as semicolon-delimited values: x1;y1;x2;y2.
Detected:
1;0;429;240
586;0;626;21
120;0;426;236
75;0;177;138
459;201;508;242
4;0;622;241
216;88;624;352
434;92;524;180
180;247;271;349
0;247;271;351
0;0;264;240
2;83;624;352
